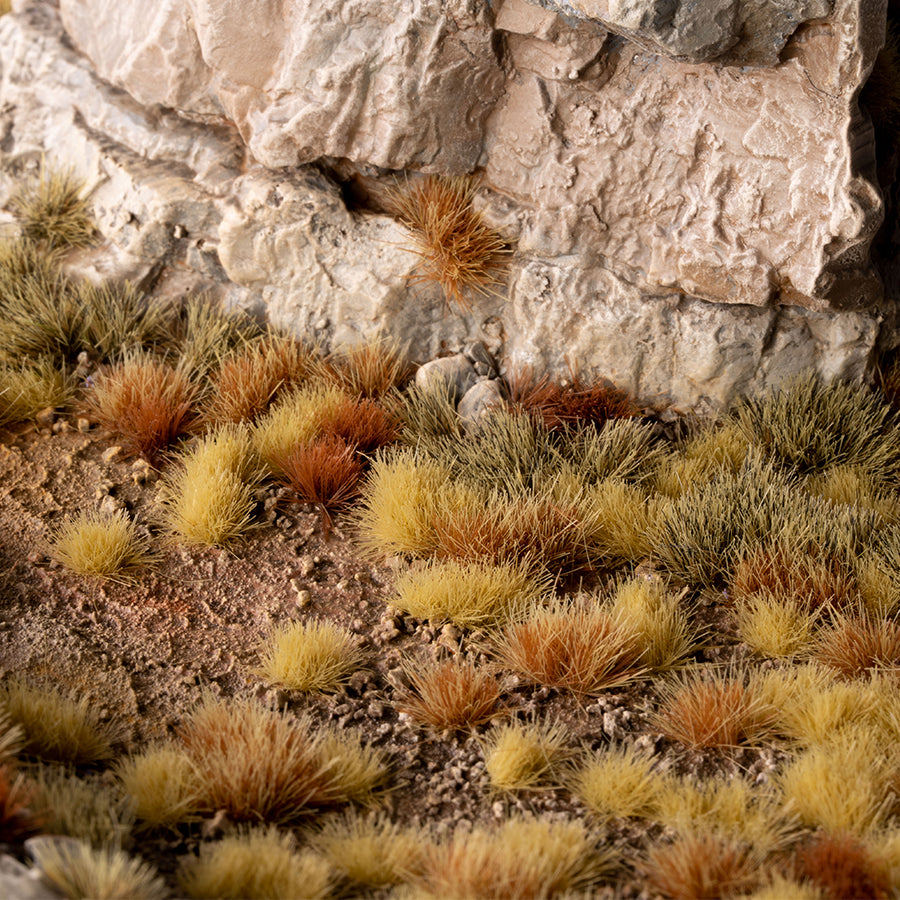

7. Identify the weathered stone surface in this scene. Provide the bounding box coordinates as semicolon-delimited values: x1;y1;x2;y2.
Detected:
58;0;504;174
528;0;832;64
416;356;480;403
0;1;892;413
1;852;64;900
459;379;507;428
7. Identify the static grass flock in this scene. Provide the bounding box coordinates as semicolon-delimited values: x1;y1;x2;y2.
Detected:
7;168;900;900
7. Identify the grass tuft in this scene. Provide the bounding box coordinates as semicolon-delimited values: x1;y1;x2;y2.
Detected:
398;657;503;732
653;667;776;750
158;424;260;546
393;558;545;628
733;591;821;658
254;619;365;693
81;353;197;463
492;598;645;695
640;833;761;900
0;359;73;426
0;764;43;842
51;509;154;580
1;679;119;764
324;333;412;398
308;811;422;888
387;174;509;310
320;394;400;454
116;744;203;828
10;164;94;249
811;614;900;678
411;815;613;898
793;831;891;900
481;717;568;792
29;837;167;900
178;827;332;900
570;742;664;821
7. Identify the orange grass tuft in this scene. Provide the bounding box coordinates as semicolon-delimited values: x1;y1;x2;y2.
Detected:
730;542;856;613
654;670;776;749
398;657;503;732
641;834;760;900
493;601;644;695
273;434;364;535
811;615;900;678
203;335;315;425
506;364;637;431
793;831;891;900
388;175;509;310
0;764;43;842
81;355;196;463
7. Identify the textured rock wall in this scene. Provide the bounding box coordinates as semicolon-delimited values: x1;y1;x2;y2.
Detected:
0;0;894;411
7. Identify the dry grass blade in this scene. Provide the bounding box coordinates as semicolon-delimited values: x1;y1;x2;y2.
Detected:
398;657;503;732
493;599;645;695
9;164;94;249
387;174;510;310
81;354;197;463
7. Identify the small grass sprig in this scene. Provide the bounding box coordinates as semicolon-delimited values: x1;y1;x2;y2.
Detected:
324;333;412;398
482;717;568;792
51;509;155;580
493;599;645;695
398;657;503;732
388;174;509;310
254;619;365;693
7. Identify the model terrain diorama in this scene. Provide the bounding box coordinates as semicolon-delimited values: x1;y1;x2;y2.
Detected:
3;0;900;898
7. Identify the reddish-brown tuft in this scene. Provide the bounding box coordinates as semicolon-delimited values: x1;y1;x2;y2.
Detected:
793;831;891;900
812;615;900;678
320;396;400;455
0;764;43;842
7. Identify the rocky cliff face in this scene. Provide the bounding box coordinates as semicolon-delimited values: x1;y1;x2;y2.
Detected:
0;0;894;410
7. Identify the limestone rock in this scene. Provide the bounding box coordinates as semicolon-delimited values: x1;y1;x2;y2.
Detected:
0;855;63;900
58;0;504;173
415;356;479;403
458;379;507;429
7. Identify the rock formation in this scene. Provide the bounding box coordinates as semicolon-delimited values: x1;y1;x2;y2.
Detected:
0;0;895;410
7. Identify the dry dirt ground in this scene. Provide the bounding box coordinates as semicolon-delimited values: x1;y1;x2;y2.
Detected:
0;412;779;896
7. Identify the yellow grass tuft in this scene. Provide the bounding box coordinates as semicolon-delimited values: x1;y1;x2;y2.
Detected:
29;837;167;900
251;382;349;475
158;424;261;546
308;811;423;888
482;717;568;792
733;591;820;658
1;679;120;764
254;619;365;693
116;744;203;827
393;558;546;628
806;464;900;524
653;422;749;498
608;576;695;670
0;359;73;426
50;509;155;580
570;742;664;821
411;815;613;898
178;827;332;900
312;724;390;804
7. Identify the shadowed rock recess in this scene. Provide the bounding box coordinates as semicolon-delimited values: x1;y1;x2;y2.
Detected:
0;0;896;410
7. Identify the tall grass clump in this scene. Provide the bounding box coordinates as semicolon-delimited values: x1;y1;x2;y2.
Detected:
50;509;154;579
168;294;257;377
735;371;900;485
78;280;170;361
10;164;94;249
158;424;261;546
559;418;666;484
323;333;412;398
81;352;197;463
653;422;749;498
387;174;509;309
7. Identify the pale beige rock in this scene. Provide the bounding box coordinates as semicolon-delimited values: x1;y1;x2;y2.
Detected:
0;1;891;414
59;0;504;173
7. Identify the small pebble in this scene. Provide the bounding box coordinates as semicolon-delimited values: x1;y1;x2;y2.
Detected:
76;417;92;433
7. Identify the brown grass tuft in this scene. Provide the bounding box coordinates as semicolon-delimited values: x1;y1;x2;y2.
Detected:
653;668;776;750
793;831;891;900
81;354;197;463
273;434;364;535
325;333;413;398
641;833;761;900
506;364;637;431
387;174;510;310
811;614;900;678
398;657;503;732
320;395;400;454
493;600;645;695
